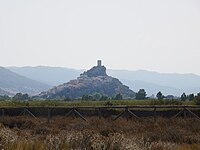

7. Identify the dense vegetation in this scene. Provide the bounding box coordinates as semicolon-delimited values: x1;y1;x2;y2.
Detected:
0;99;198;107
0;89;200;107
0;116;200;150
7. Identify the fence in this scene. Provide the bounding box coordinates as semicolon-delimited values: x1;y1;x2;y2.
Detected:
0;105;200;122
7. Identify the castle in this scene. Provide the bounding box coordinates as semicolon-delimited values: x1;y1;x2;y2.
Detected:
97;60;102;67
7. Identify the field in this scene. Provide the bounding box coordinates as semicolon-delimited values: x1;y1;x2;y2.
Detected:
0;116;200;150
0;99;195;107
0;99;199;150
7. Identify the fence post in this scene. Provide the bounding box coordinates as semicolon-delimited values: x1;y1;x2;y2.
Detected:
2;108;4;116
47;107;51;123
183;107;186;119
98;108;101;119
125;107;129;121
154;106;157;123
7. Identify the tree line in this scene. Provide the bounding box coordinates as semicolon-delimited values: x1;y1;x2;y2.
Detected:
1;90;200;104
134;89;200;104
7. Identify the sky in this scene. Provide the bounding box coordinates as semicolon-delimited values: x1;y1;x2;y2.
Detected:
0;0;200;74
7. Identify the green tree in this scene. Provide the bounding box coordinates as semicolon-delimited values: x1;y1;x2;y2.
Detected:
82;95;87;100
99;95;108;101
156;91;164;100
194;93;200;105
188;93;194;101
181;93;187;101
13;93;29;100
22;93;29;100
93;93;101;100
82;94;93;101
135;89;147;100
197;92;200;97
13;93;23;100
114;93;123;100
0;95;10;100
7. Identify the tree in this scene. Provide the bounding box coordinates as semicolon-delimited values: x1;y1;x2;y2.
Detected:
99;95;108;101
156;91;164;100
93;93;101;100
0;95;10;100
13;93;23;100
165;95;174;100
13;93;29;100
197;92;200;97
114;93;123;100
181;93;187;101
135;89;147;100
188;93;194;101
22;93;29;100
194;93;200;105
82;94;93;101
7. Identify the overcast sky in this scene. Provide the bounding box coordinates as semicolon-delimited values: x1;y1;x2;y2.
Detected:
0;0;200;74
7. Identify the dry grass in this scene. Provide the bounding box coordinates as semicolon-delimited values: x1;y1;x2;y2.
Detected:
0;116;199;150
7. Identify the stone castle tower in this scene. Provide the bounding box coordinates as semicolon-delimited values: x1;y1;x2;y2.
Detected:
97;60;102;67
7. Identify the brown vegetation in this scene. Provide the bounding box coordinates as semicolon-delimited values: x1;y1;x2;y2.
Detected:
0;116;200;150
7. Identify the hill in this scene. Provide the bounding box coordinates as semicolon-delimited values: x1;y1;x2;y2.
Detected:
108;70;200;90
120;79;182;96
7;66;81;86
0;88;13;96
7;66;200;96
0;67;51;95
39;61;135;99
108;70;200;96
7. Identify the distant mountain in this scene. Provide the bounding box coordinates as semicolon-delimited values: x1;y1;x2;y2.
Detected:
39;62;135;99
119;79;183;96
7;66;81;86
0;67;51;95
107;70;200;89
7;66;200;96
0;88;14;96
107;70;200;95
186;87;200;94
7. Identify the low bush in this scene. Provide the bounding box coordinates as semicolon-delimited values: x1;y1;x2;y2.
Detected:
0;116;200;149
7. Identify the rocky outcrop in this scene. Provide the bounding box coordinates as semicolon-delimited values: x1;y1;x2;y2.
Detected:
81;65;107;77
39;62;135;99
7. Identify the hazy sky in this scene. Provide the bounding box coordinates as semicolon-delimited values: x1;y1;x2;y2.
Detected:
0;0;200;74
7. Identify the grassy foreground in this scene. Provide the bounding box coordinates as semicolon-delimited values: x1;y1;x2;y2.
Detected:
0;99;195;107
0;116;199;150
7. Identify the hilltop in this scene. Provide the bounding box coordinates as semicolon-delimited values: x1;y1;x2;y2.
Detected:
39;61;135;99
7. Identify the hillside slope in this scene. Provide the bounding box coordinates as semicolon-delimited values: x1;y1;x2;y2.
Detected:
39;63;135;99
8;66;81;86
108;70;200;90
0;67;51;95
0;88;13;96
121;79;183;96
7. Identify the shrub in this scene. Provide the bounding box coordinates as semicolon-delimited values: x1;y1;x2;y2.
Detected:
194;96;200;105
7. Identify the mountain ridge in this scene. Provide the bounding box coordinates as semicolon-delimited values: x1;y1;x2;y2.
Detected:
0;66;51;95
6;66;200;96
0;88;14;96
7;66;81;86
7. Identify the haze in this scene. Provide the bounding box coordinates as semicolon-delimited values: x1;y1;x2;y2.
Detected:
0;0;200;75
